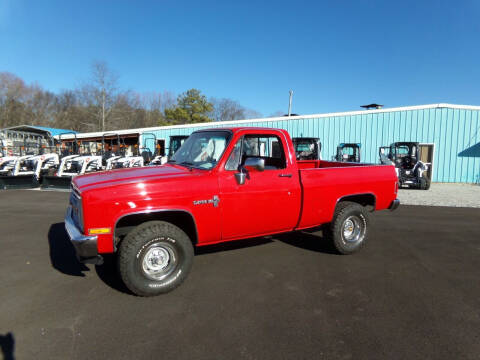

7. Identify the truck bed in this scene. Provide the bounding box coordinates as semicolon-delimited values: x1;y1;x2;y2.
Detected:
296;160;397;229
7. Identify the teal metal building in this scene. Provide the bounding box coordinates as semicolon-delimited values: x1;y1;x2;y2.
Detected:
62;103;480;184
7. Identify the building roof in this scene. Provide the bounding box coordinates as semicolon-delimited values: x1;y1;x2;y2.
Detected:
1;125;76;138
54;103;480;140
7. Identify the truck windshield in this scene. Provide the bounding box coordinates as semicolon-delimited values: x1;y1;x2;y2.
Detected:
170;131;232;169
168;136;188;158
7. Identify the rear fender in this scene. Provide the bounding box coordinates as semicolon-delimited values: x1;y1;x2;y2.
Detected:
335;193;377;213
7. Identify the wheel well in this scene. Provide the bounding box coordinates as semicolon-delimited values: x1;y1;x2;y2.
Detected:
337;194;376;211
115;211;198;247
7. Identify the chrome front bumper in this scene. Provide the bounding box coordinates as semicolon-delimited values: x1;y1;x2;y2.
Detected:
65;206;103;265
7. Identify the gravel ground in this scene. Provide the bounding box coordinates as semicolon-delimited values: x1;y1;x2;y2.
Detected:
398;183;480;208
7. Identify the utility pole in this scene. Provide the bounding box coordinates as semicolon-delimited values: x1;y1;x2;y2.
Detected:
102;88;106;132
288;90;293;116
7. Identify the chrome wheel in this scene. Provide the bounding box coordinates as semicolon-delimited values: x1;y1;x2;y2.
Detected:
141;240;178;281
342;215;365;244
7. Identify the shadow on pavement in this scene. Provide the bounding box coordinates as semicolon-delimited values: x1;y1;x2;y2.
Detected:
274;230;339;255
48;223;89;277
0;332;15;360
48;227;334;294
195;230;338;255
95;255;131;295
195;237;273;255
96;238;275;295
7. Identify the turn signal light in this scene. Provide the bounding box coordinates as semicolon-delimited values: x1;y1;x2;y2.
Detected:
88;228;112;235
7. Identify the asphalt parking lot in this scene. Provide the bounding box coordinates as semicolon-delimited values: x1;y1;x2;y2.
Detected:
1;190;480;360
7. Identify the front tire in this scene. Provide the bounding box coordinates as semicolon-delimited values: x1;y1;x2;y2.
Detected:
118;221;194;296
419;176;430;190
324;202;369;254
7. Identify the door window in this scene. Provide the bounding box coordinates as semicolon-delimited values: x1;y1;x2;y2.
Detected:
225;135;286;170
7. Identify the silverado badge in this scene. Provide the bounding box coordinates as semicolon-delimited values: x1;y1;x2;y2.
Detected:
193;195;220;207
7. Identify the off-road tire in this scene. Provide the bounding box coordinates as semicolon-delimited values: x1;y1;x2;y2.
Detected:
118;221;194;296
324;201;369;255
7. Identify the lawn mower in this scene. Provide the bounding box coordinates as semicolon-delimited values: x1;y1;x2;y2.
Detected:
379;142;430;190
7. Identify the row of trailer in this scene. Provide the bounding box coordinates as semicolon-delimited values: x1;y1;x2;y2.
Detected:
0;131;189;190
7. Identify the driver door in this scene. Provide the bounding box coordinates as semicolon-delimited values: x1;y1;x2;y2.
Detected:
218;134;301;240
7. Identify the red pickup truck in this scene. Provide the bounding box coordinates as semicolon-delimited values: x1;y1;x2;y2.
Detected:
65;127;399;296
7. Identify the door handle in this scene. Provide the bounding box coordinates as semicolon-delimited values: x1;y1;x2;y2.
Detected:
278;174;292;178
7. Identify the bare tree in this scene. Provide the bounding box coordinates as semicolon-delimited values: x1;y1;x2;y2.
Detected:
269;110;284;117
244;108;263;119
78;61;119;131
52;90;90;131
210;97;246;122
138;91;177;127
26;84;56;126
0;68;263;132
0;72;28;127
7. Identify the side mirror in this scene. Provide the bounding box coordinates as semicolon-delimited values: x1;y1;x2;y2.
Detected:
244;157;265;172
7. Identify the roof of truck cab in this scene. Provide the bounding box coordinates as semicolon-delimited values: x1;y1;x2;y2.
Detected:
192;127;288;133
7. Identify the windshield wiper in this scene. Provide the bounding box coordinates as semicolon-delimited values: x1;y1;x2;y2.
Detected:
167;159;176;163
176;161;195;169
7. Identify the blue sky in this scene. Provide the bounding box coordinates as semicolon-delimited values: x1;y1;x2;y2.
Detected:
1;0;479;116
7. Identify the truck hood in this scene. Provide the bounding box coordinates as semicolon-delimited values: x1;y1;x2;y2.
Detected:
73;164;195;191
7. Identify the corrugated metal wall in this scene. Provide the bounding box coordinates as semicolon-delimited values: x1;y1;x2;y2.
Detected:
144;106;480;183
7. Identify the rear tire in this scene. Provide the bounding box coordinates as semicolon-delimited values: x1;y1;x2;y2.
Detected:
118;221;194;296
324;202;369;255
